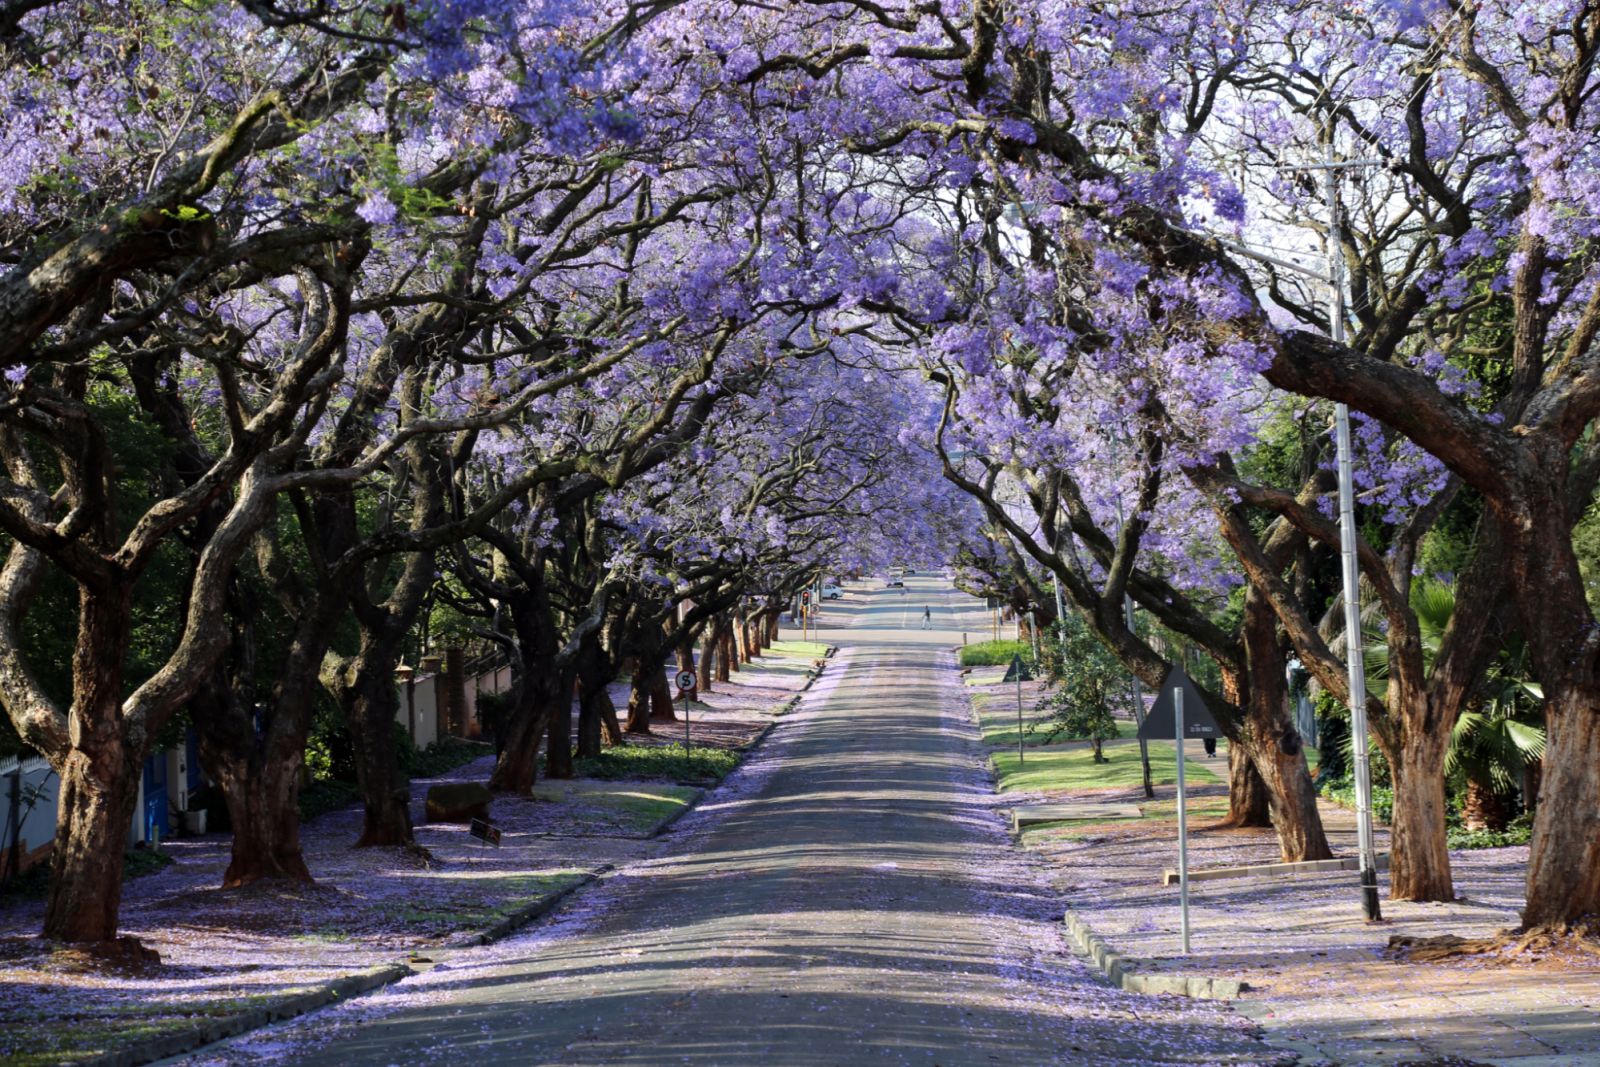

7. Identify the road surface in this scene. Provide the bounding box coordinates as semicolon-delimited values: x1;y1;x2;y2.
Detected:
185;576;1277;1066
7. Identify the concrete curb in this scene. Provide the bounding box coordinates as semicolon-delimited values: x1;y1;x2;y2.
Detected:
1160;853;1391;886
85;961;413;1067
444;864;615;949
1062;911;1243;1000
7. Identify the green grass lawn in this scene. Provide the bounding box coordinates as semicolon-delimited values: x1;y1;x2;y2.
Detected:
989;737;1221;793
766;639;829;658
1019;795;1233;845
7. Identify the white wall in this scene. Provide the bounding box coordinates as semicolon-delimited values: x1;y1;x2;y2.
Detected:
0;756;58;870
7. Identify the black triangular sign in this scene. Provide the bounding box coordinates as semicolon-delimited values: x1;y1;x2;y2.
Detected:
1002;654;1033;682
1137;665;1223;740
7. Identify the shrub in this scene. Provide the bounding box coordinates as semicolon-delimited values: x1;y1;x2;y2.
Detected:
959;639;1032;668
1033;617;1130;761
411;737;493;779
573;743;738;785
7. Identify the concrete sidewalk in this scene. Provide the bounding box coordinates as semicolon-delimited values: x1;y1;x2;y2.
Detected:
1018;781;1600;1065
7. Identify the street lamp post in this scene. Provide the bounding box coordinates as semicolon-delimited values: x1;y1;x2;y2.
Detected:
1211;153;1386;922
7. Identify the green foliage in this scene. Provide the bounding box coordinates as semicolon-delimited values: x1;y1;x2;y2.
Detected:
959;639;1032;667
1034;616;1129;760
298;778;360;822
1362;577;1544;818
304;704;356;782
1318;776;1395;825
475;690;511;745
1447;811;1534;850
410;737;493;779
572;743;738;786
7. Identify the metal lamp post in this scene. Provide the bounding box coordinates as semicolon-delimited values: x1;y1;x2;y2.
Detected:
1209;153;1386;922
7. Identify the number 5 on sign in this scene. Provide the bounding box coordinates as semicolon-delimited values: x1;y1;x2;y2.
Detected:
676;670;696;754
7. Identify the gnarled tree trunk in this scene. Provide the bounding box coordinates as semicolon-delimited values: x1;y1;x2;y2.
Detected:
43;588;143;945
1221;742;1271;829
44;748;142;944
625;658;653;734
717;619;734;681
1235;591;1331;860
1384;728;1453;901
1522;688;1600;927
697;626;717;692
342;658;413;848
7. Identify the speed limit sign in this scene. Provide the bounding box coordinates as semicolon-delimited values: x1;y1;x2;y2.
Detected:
675;670;696;691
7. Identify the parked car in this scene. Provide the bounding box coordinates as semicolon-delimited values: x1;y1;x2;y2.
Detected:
822;584;844;599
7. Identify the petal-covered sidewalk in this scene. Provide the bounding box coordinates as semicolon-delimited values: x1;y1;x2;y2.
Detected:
970;666;1600;1066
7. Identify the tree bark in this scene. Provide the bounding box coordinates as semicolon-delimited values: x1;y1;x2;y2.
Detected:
625;659;653;734
43;748;142;943
649;661;676;720
598;687;624;746
343;660;413;848
42;586;142;944
210;744;312;886
717;619;733;681
1385;728;1454;901
1235;591;1332;860
546;691;574;779
1523;689;1600;927
191;662;317;888
1462;778;1513;832
1220;741;1272;829
697;626;717;693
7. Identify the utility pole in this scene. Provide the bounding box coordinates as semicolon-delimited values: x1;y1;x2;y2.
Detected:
1213;153;1385;922
1320;153;1385;923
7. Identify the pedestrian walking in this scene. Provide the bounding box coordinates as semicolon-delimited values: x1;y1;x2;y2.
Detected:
922;606;932;629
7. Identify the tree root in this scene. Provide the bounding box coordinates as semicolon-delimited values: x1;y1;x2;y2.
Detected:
49;935;161;970
1387;920;1600;964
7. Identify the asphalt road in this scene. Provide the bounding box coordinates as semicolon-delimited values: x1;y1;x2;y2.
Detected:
201;576;1275;1065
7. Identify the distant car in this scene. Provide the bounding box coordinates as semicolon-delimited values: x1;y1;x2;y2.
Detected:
822;584;844;599
886;577;905;588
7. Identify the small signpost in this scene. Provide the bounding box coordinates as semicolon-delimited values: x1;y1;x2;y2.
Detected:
468;816;501;867
675;669;697;755
1002;654;1034;764
1137;665;1222;955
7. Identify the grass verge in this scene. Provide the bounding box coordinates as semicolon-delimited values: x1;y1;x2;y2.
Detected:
989;738;1221;793
766;639;829;658
374;869;589;933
